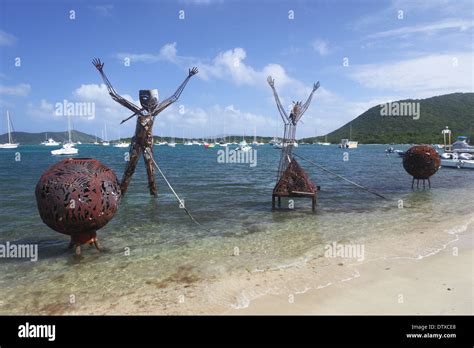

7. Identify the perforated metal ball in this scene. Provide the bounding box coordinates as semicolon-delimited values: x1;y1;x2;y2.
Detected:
35;158;121;243
402;145;441;179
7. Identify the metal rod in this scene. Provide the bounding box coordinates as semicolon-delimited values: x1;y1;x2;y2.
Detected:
145;148;203;226
293;153;388;200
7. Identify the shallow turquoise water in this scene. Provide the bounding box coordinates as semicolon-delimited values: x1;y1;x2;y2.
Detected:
0;144;473;313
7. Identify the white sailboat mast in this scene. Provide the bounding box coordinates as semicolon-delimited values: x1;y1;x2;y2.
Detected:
7;110;13;144
67;114;72;143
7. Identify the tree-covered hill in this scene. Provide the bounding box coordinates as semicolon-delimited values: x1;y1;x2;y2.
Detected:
303;93;474;144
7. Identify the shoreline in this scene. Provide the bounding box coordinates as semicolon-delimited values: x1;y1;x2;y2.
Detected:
224;226;473;315
62;217;473;316
1;210;472;316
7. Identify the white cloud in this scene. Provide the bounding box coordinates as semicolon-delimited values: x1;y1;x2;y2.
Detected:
117;42;180;64
118;43;313;99
312;39;329;56
180;0;223;5
349;52;473;98
26;84;141;136
132;100;287;140
197;47;297;88
0;83;31;96
90;5;114;17
26;99;55;119
368;19;473;39
72;83;141;135
351;0;473;31
0;30;16;46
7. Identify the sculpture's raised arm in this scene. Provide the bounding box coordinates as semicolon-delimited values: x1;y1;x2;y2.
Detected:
297;81;320;122
92;58;142;114
152;67;198;115
267;76;289;123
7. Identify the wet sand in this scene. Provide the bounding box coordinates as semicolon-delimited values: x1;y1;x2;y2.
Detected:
55;221;472;315
227;229;473;315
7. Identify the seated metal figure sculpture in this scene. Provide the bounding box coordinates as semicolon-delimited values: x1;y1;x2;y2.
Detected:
92;58;198;197
267;76;320;211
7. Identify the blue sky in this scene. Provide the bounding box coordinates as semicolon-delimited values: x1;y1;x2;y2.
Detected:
0;0;472;140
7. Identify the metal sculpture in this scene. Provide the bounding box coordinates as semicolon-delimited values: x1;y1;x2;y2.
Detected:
403;145;441;189
92;58;198;197
35;158;121;256
267;76;320;211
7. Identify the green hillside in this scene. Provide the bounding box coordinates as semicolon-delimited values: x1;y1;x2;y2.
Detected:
303;92;474;144
1;130;98;144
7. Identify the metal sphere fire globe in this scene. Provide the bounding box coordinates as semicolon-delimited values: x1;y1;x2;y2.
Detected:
35;158;121;255
403;145;441;179
403;145;441;189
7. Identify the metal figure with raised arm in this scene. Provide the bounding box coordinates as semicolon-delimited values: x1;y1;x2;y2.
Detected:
267;76;320;211
92;58;198;197
267;76;319;179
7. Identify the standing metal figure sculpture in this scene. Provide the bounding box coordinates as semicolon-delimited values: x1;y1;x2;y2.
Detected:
267;76;320;211
92;58;198;196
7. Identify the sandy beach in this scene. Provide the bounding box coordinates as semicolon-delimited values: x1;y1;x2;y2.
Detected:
58;216;473;316
225;226;473;315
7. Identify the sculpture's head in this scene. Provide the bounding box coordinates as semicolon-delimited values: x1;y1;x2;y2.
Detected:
139;89;159;110
291;101;302;115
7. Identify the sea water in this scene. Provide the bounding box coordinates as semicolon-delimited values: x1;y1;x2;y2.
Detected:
0;144;473;313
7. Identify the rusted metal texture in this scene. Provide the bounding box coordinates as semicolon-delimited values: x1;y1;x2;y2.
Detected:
403;145;441;179
35;158;121;245
273;159;316;196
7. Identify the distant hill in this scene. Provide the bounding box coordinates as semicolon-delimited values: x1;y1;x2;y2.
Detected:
303;93;474;144
1;130;99;144
0;131;276;145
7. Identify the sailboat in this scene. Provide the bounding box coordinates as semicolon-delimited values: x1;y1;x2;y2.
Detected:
167;137;176;147
339;125;358;149
239;131;248;146
167;126;176;147
236;131;252;152
93;133;99;145
0;111;19;149
252;126;264;146
41;133;61;146
156;133;168;146
102;123;110;146
320;135;330;146
114;132;129;148
51;115;78;155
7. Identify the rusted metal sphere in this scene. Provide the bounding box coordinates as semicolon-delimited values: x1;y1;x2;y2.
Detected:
402;145;441;179
35;158;121;247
